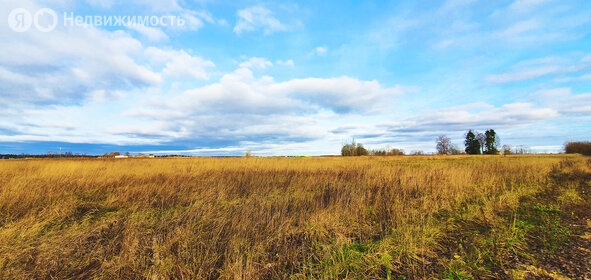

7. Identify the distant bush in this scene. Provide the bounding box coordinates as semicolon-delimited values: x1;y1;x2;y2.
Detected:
369;148;405;156
449;147;463;155
341;141;369;156
565;142;591;156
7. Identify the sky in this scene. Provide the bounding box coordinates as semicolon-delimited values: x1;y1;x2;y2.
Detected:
1;0;591;156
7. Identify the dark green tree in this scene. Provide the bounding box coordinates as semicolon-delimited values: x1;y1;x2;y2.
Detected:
465;130;481;155
484;129;499;154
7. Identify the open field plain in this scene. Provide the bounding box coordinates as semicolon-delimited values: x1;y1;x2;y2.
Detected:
0;155;590;279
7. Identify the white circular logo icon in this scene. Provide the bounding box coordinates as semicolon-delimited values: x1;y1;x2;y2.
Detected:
34;8;58;32
8;8;33;32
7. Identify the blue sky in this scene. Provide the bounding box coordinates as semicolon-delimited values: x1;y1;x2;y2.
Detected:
1;0;591;155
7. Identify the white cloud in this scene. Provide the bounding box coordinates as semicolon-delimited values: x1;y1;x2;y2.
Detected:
0;7;162;105
556;73;591;83
119;67;413;147
163;69;407;115
533;87;572;98
89;89;126;103
269;77;408;113
276;59;295;67
233;6;288;35
507;0;555;13
314;47;328;56
382;102;558;133
483;55;590;84
534;87;591;115
484;65;567;84
239;57;273;69
493;19;540;38
145;47;215;80
127;24;169;42
374;0;588;50
179;12;206;31
90;0;214;32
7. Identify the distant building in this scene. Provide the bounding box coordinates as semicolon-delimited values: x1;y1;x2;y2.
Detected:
114;155;129;159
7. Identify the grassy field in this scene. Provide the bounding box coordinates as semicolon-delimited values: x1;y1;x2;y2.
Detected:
0;155;589;279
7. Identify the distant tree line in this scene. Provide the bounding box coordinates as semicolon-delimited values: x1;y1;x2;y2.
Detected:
341;130;584;157
370;148;405;156
565;142;591;156
0;152;97;159
341;140;407;156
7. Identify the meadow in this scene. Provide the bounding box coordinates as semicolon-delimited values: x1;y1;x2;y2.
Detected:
0;155;589;279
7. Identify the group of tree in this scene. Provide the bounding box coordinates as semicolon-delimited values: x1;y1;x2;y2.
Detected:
434;129;500;155
464;129;499;155
341;129;504;157
565;141;591;156
341;140;369;156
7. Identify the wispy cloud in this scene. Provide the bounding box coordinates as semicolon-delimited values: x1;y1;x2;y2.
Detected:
127;24;169;42
483;55;590;84
382;103;557;133
313;46;328;56
534;87;591;115
276;59;295;67
145;47;215;80
506;0;555;13
493;19;540;38
233;6;288;35
239;57;273;69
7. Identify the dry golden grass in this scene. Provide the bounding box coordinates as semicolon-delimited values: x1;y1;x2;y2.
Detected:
0;155;588;279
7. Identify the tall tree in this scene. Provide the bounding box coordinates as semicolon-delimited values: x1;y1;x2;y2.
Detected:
484;129;499;154
436;135;453;155
476;132;486;154
465;130;481;155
